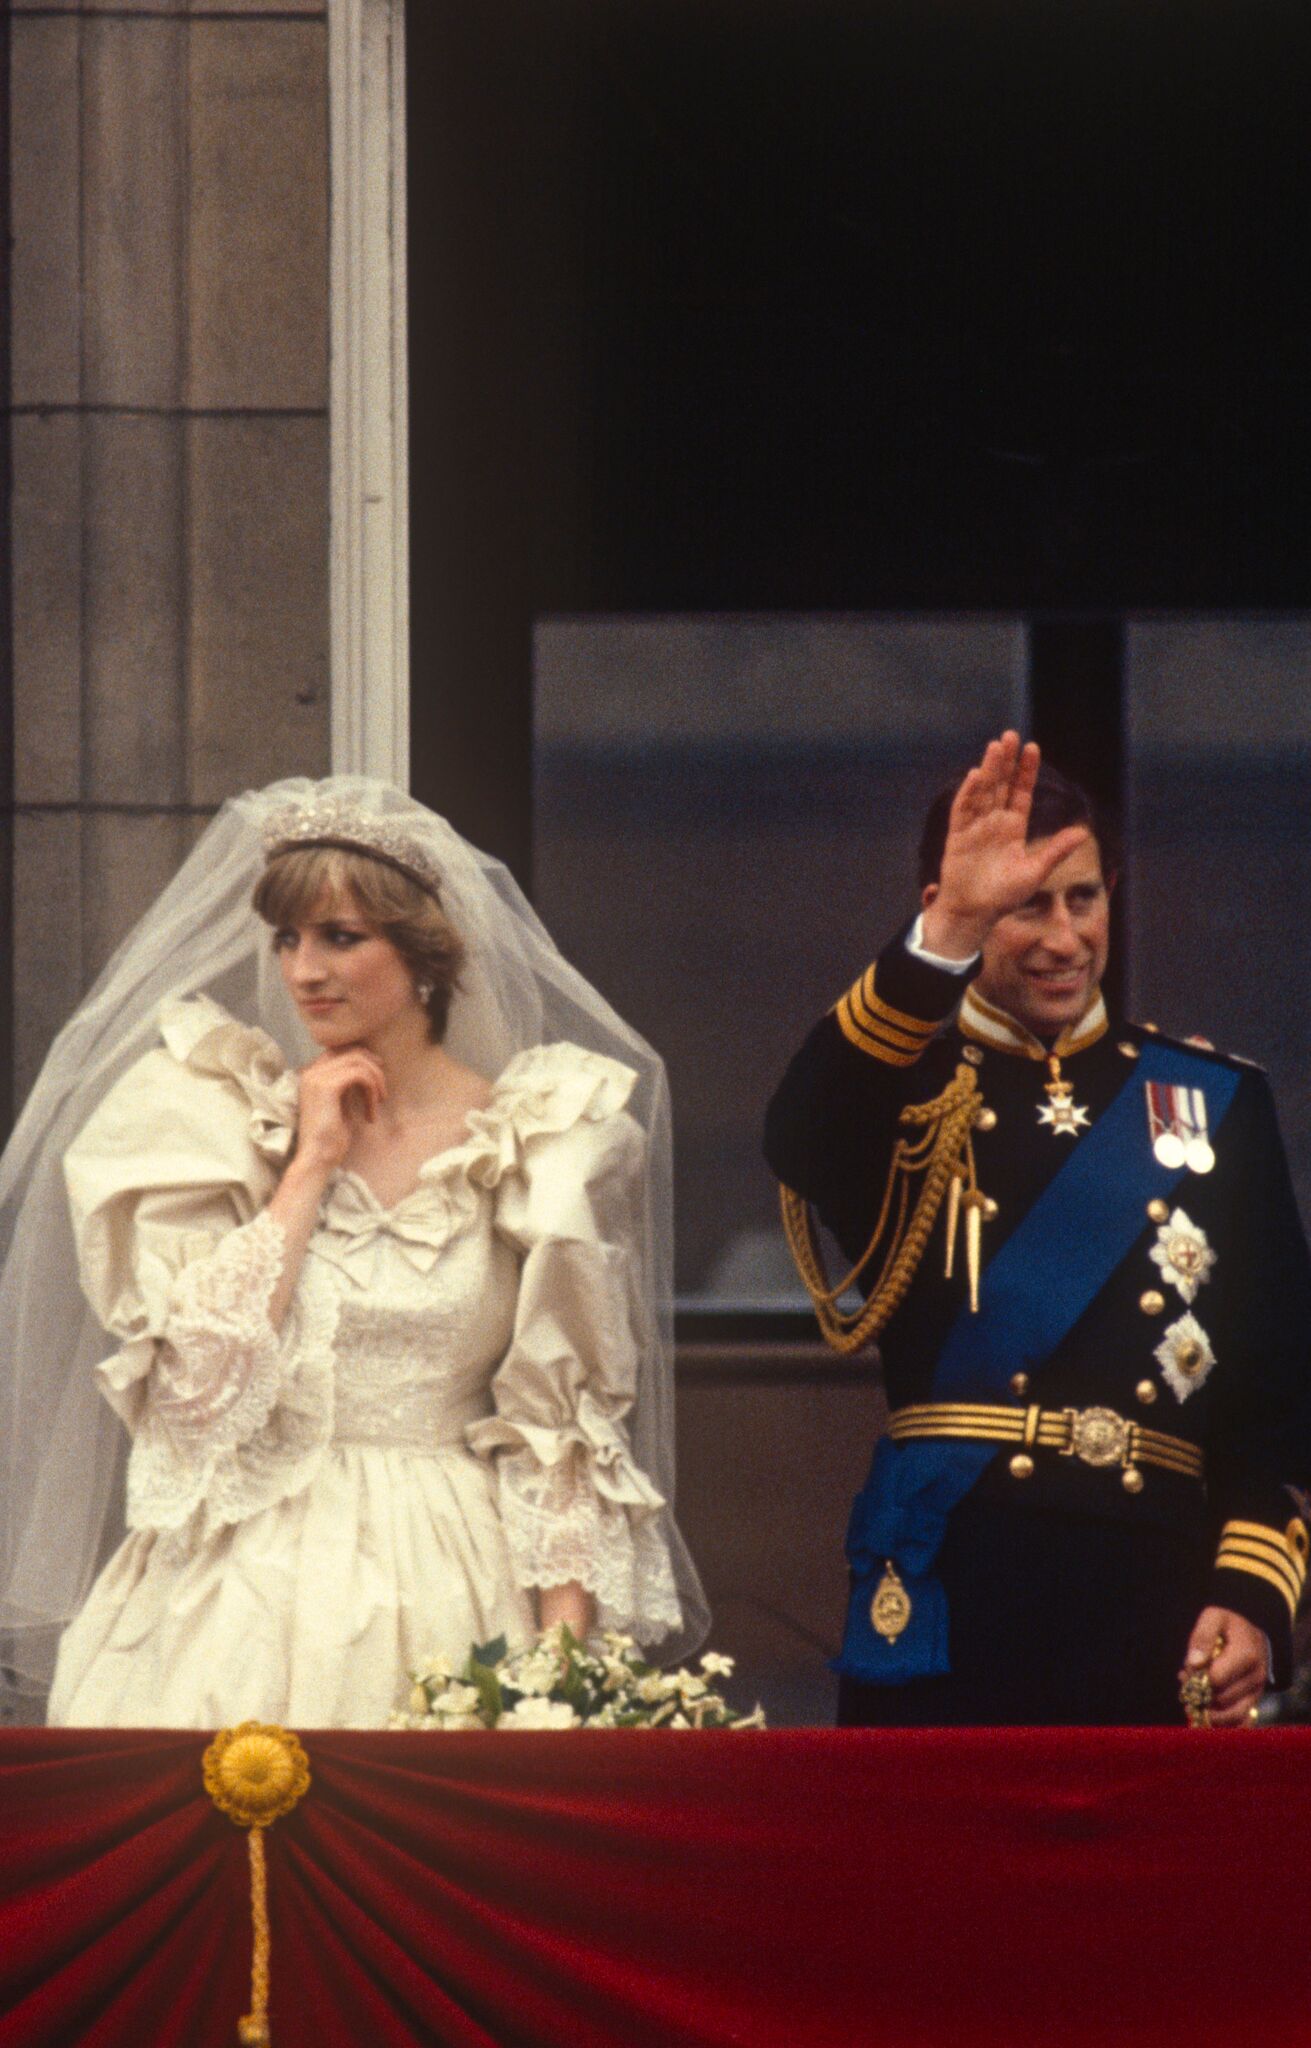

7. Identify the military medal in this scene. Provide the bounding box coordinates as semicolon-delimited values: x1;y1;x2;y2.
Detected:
1149;1208;1216;1304
1155;1312;1217;1401
1037;1054;1089;1138
870;1561;912;1643
1145;1082;1215;1174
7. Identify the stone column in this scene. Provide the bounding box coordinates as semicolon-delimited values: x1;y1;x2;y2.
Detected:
8;0;330;1103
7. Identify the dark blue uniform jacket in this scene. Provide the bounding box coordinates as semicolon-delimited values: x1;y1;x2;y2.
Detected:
765;928;1311;1684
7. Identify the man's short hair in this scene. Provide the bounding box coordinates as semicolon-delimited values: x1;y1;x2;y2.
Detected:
916;759;1119;892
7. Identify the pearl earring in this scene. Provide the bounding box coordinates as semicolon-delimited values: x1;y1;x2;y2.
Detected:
416;979;434;1005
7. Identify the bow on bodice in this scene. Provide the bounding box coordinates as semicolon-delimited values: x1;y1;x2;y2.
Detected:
312;1169;478;1286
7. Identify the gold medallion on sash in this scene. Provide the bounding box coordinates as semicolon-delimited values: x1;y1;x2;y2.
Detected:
870;1561;912;1643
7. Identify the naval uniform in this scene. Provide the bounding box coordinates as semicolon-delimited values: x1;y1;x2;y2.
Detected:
765;927;1311;1725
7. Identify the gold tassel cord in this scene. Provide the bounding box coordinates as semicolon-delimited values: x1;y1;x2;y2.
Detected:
241;1830;271;2048
781;1063;991;1355
202;1723;311;2048
944;1168;963;1280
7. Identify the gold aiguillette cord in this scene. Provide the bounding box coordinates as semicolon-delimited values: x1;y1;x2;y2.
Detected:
781;1063;995;1352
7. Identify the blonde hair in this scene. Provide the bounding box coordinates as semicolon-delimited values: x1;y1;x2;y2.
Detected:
252;845;465;1041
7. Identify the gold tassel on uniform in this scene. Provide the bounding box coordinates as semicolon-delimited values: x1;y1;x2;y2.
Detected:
780;1062;993;1355
203;1723;312;2046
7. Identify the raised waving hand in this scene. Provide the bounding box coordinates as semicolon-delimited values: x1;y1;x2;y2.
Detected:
920;732;1091;961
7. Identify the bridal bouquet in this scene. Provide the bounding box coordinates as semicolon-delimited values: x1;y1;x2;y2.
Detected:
395;1625;765;1730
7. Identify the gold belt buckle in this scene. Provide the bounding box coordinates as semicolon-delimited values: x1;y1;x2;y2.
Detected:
1061;1405;1132;1469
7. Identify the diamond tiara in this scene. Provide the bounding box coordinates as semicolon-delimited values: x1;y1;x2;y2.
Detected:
260;797;445;899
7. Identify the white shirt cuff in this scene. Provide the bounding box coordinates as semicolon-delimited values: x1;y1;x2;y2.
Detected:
905;911;981;975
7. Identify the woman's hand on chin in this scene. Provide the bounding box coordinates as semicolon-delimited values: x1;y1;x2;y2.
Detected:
293;1048;388;1176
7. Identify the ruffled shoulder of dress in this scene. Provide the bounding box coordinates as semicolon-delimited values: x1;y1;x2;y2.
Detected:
66;997;299;1231
65;998;300;1353
156;994;300;1163
459;1041;638;1187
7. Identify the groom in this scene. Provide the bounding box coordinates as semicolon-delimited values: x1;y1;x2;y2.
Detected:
766;732;1311;1725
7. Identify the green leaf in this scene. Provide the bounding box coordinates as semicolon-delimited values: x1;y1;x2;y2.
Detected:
559;1660;588;1705
466;1657;504;1724
470;1634;508;1672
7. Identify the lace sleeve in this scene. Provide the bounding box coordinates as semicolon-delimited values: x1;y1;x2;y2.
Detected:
125;1210;290;1530
148;1209;287;1454
496;1441;683;1644
466;1103;683;1646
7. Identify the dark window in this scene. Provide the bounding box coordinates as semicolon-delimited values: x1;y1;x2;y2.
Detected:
535;615;1025;1305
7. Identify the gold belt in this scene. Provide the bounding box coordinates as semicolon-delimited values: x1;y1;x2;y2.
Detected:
886;1400;1204;1491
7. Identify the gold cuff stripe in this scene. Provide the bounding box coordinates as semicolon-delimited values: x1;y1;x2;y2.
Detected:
1214;1551;1301;1619
834;965;955;1065
1222;1516;1308;1553
1219;1519;1309;1586
847;993;937;1053
844;1009;934;1057
835;999;922;1063
1215;1540;1302;1611
1216;1520;1308;1605
853;968;944;1039
1216;1532;1302;1582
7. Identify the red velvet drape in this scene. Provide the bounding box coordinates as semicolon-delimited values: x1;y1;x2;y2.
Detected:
3;1728;1309;2047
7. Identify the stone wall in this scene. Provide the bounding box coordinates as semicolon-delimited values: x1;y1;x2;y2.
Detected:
8;0;331;1101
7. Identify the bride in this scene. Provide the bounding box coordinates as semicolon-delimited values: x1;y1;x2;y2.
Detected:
0;779;706;1727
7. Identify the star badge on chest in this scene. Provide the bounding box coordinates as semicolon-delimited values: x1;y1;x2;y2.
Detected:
1037;1055;1089;1138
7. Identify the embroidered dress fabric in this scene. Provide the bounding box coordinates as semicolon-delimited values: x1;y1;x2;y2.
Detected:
46;1001;681;1730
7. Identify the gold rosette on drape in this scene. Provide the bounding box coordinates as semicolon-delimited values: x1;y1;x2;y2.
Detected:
203;1723;311;2047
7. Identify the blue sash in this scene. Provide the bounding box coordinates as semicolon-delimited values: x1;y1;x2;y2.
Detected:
838;1039;1240;1682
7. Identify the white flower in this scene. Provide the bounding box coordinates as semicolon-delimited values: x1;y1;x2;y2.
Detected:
535;1622;572;1651
1155;1312;1217;1402
500;1696;580;1730
415;1651;453;1684
1149;1209;1216;1305
402;1637;766;1732
430;1682;482;1717
507;1650;564;1697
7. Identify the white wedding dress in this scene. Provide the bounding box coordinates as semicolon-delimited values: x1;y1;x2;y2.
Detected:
47;996;682;1729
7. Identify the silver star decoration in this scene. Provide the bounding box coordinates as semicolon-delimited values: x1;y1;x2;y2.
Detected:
1037;1092;1090;1137
1149;1208;1215;1305
1155;1312;1217;1403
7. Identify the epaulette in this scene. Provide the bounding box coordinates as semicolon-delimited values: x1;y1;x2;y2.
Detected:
1130;1020;1265;1074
